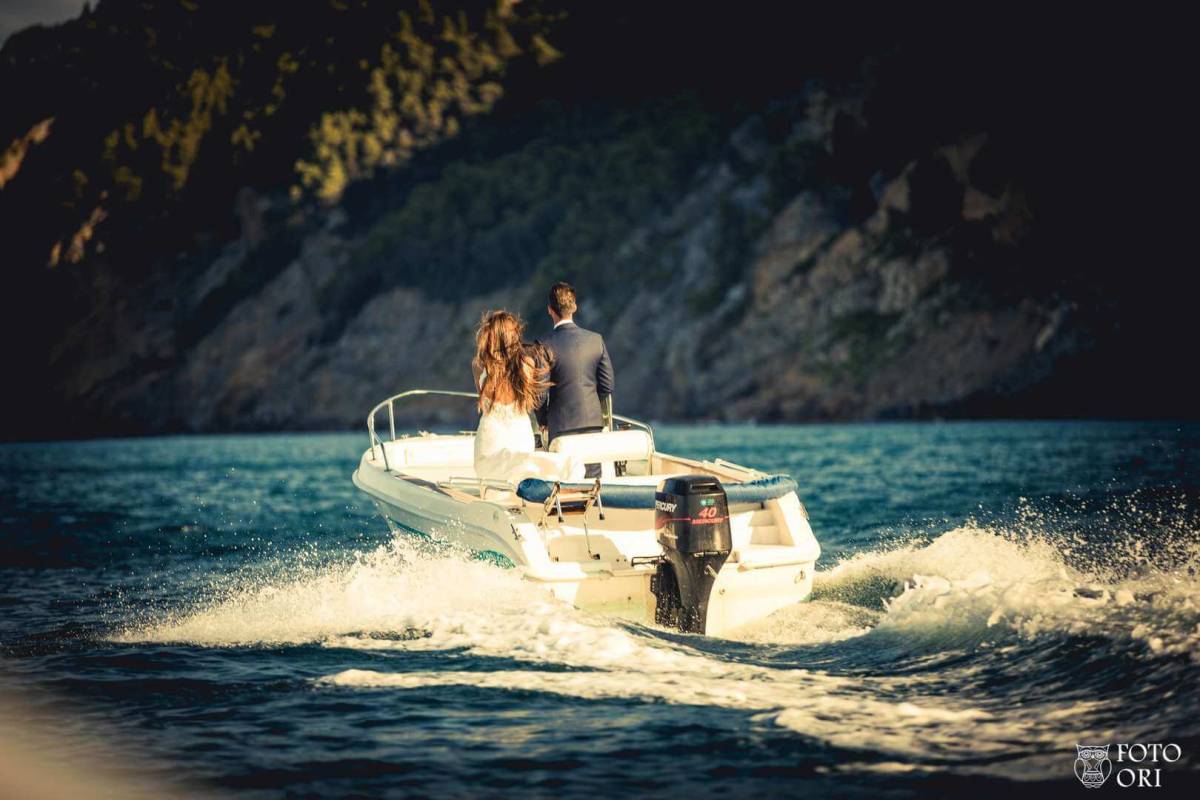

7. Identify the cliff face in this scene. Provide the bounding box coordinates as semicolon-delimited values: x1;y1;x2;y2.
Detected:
605;117;1066;422
36;85;1101;434
5;5;1193;439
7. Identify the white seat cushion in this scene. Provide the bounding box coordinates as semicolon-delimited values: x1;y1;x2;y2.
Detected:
385;435;476;468
548;429;653;464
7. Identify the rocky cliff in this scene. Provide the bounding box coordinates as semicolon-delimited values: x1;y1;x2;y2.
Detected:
37;89;1114;433
3;4;1193;438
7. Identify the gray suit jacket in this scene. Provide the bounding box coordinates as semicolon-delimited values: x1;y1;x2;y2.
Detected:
535;321;614;442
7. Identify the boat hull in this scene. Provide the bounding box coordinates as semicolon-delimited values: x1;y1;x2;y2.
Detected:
352;438;820;636
353;469;522;563
356;469;659;621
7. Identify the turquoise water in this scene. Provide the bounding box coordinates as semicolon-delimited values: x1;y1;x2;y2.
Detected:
1;422;1198;796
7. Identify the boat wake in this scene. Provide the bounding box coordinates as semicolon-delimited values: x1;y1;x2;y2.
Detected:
742;524;1200;662
117;516;1200;776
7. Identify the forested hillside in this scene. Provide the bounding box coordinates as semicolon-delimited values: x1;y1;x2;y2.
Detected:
1;1;1192;438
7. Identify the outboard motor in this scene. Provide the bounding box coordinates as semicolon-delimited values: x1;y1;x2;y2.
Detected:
651;475;732;633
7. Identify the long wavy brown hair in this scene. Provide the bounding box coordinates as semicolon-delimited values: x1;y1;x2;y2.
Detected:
472;310;550;413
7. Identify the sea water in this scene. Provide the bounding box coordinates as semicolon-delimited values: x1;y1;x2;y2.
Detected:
0;422;1197;796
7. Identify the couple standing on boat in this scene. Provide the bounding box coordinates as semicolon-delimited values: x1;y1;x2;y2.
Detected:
471;282;615;484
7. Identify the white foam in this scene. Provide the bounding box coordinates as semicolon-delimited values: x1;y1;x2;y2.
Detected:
723;599;879;645
319;665;1003;760
307;530;1175;767
117;539;547;646
808;526;1200;661
116;523;1200;774
123;519;1199;661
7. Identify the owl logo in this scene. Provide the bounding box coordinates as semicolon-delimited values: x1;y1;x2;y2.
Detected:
1075;744;1112;788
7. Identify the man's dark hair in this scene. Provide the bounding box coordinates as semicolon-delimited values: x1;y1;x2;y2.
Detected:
548;282;577;317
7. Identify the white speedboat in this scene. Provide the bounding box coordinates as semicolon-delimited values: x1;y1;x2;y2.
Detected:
352;390;820;636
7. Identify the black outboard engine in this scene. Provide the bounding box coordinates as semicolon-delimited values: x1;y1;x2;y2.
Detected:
651;475;732;633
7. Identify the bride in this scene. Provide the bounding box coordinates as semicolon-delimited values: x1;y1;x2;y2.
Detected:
471;310;583;484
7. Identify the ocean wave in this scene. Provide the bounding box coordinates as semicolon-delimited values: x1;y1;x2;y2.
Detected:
119;516;1200;664
113;519;1200;774
793;525;1200;662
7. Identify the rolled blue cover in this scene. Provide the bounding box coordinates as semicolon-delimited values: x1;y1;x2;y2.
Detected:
516;474;798;509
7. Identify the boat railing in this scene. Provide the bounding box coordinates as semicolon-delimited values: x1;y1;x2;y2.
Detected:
367;388;655;472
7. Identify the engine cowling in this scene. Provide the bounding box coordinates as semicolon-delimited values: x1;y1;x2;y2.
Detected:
651;475;732;633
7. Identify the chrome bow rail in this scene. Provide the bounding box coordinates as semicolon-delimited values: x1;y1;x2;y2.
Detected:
366;388;655;472
367;389;475;471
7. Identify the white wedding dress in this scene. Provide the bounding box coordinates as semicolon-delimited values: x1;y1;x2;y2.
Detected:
473;373;584;485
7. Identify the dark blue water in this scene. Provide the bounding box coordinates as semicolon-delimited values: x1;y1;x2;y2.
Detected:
1;422;1198;797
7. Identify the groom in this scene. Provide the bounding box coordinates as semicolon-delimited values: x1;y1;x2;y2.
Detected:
535;282;615;476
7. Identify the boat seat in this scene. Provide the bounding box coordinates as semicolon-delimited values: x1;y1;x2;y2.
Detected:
383;435;475;469
548;429;653;478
